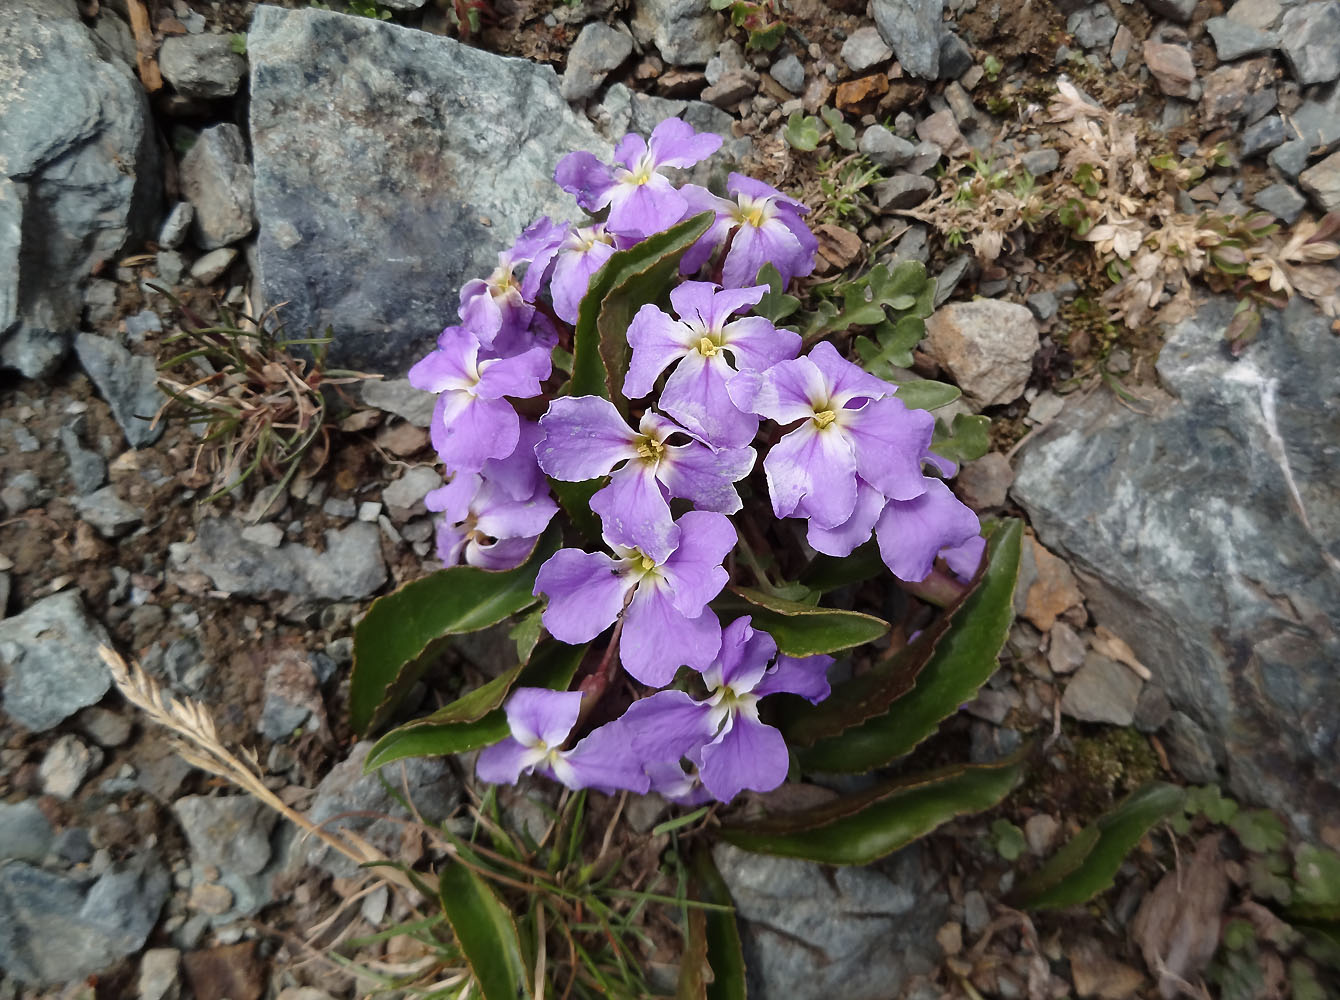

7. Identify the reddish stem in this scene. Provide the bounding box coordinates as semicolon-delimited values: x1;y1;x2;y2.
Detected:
897;565;969;609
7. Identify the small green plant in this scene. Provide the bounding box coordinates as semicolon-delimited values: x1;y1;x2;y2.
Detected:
152;289;379;517
709;0;786;49
991;818;1026;861
228;33;247;55
347;0;393;18
982;54;1003;82
784;107;857;154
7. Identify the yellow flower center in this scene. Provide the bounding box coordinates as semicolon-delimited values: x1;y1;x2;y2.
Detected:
697;336;720;357
635;435;665;462
639;553;657;573
813;409;838;429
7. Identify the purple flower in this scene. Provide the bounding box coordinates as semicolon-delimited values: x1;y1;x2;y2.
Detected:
476;688;650;793
409;326;552;475
645;760;713;805
426;471;557;570
536;396;754;558
458;217;567;348
479;421;549;503
532;510;736;687
619;617;833;802
624;281;801;448
679;174;818;288
728;341;933;529
554;120;723;240
530;223;620;324
941;534;986;581
873;477;982;583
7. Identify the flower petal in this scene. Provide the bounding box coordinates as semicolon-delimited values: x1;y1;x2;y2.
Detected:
475;737;546;785
408;328;477;393
842;398;934;501
727;354;827;424
754;654;833;703
714;616;776;692
699;715;790;802
659;510;735;615
534;548;633;643
647;118;723;169
806;341;895;405
657;435;754;514
805;476;885;557
720;316;801;373
608;174;688;240
559;719;653;794
624;303;694;400
554;151;615;211
475;343;552;400
536;395;638;481
660;351;760;449
504;687;583;747
590;462;678;563
762;420;857;527
618;690;716;762
431;392;520;474
723;218;804;289
621;584;723;685
873;477;982;582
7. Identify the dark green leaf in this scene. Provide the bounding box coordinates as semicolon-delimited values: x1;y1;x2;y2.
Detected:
795;519;1021;772
720;750;1028;865
991;818;1027;861
1231;808;1287;854
895;379;962;411
571;212;714;407
932;413;992;464
350;528;559;735
784;111;822;152
747;22;786;51
798;540;885;593
438;861;532;1000
509;609;544;663
550;477;604;545
755;263;801;324
694;847;746;1000
1294;845;1340;908
364;641;588;770
720;585;889;656
1014;782;1185;910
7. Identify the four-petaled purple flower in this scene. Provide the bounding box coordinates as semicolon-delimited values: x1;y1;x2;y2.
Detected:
409;326;552;475
533;510;736;687
728;341;934;530
620;616;833;802
458;217;566;350
536;396;754;557
624;281;801;448
426;471;557;571
533;223;620;324
680;174;818;289
554;119;722;240
476;688;650;793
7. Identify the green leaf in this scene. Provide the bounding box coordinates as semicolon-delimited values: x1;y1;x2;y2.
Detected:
895;379;962;411
747;22;786;51
799;540;886;593
438;861;532;1000
932;412;992;464
784;111;822;152
1184;784;1238;824
820;106;857;151
550;478;603;544
1014;782;1186;910
720;751;1028;865
571;212;714;407
756;263;802;324
679;847;747;1000
991;818;1027;861
364;640;587;770
794;519;1021;772
509;609;544;663
719;585;889;657
1231;808;1287;854
1294;845;1340;908
350;527;559;735
855;315;926;377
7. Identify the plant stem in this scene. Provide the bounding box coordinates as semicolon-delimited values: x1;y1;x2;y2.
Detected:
897;565;968;608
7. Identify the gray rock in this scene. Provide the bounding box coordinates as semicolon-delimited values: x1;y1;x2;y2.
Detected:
1012;296;1340;830
172;795;278;877
1164;710;1221;783
711;842;942;1000
906;139;943;174
1251;181;1307;223
83;278;118;327
1205;15;1276;60
91;9;136;66
1047;621;1086;675
359;377;435;426
258;648;326;740
842;27;893;72
858;125;915;168
170;517;387;601
1026;289;1058;320
0;856;168;985
1228;0;1281;30
1060;653;1143;725
630;0;724;65
561;23;633;101
137;948;182;1000
769;53;806;93
924;300;1039;409
158;202;194;250
59;424;107;495
1279;2;1340;85
249;8;607;375
39;733;102;798
956;451;1013;509
872;0;944;79
180;124;254;250
52;827;94;864
304;741;460;877
0;0;160;377
74;333;165;448
938;31;974;79
158;33;247;99
0;591;112;732
1269;138;1310;180
1140;0;1197;23
77;705;133;747
1299;150;1340;213
1133;683;1173;732
382;465;442;514
155;249;186;287
1020;147;1060;176
0;802;53;864
73;485;142;538
873;173;937;209
1067;5;1118;51
1240;114;1287;158
188;246;237;284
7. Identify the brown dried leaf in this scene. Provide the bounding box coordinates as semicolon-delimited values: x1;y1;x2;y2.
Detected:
1131;834;1229;999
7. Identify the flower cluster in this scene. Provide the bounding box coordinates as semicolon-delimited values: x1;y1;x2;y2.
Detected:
409;118;985;802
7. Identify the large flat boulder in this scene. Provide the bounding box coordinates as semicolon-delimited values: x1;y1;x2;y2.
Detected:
1012;297;1340;833
0;0;160;376
247;6;609;376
